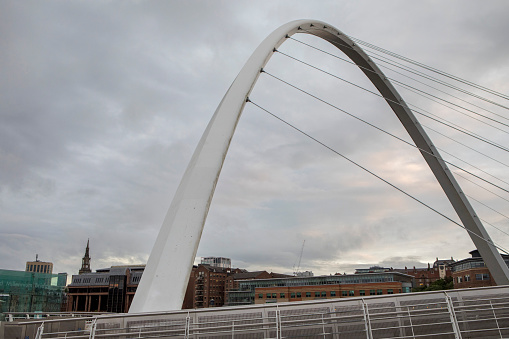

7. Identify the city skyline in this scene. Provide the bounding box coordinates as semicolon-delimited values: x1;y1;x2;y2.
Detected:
1;1;509;277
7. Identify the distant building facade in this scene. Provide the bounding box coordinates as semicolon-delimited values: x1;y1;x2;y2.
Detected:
0;269;67;319
25;255;53;275
67;265;146;313
392;259;454;288
201;257;231;269
451;250;509;289
66;253;292;313
227;272;414;306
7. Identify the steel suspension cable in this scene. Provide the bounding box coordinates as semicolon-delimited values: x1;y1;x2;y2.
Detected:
455;172;509;205
437;148;509;187
348;36;509;102
275;49;509;150
424;125;509;168
289;35;509;112
374;60;509;123
392;80;509;132
261;69;509;194
247;98;509;254
465;193;509;222
416;110;509;152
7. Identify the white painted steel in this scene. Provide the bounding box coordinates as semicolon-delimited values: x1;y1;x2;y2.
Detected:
129;20;509;313
18;286;509;338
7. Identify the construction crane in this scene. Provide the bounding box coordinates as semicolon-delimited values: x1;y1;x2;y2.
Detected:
293;240;305;276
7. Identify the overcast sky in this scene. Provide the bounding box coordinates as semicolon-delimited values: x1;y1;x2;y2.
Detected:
1;1;509;278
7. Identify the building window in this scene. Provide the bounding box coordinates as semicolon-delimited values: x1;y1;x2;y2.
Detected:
330;291;336;297
387;289;393;294
258;294;263;299
306;292;311;298
272;293;277;299
457;276;463;283
359;290;365;296
321;291;327;297
377;289;383;295
476;273;490;280
280;293;285;298
267;293;271;299
349;290;354;296
290;292;295;298
297;292;301;298
342;291;348;297
370;290;376;295
465;275;470;282
315;292;320;297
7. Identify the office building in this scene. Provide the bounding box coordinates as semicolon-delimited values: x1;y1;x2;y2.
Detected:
25;254;53;275
227;272;414;306
0;269;67;319
451;250;509;288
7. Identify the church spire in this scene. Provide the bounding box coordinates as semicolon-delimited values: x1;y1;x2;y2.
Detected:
79;239;91;274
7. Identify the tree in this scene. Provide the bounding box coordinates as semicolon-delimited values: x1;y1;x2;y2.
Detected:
412;277;454;292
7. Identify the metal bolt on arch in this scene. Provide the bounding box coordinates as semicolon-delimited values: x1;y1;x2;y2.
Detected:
129;20;509;313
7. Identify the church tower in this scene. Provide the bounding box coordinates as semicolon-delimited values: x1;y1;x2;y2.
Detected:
79;239;92;274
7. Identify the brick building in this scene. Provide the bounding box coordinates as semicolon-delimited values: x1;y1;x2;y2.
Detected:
393;258;454;288
194;264;229;308
451;250;509;289
256;281;405;304
227;272;414;306
66;246;291;312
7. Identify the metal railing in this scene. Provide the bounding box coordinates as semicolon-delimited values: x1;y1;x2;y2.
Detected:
10;285;509;339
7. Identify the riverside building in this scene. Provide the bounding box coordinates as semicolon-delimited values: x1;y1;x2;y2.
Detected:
227;272;414;306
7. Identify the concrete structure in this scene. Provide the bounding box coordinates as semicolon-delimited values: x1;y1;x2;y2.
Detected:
130;20;509;313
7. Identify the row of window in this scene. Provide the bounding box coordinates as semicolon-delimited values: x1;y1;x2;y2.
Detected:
27;264;51;273
247;276;396;289
457;273;489;283
259;289;395;299
73;276;110;284
452;261;486;272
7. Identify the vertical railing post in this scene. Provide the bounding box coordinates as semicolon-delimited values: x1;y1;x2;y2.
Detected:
185;311;191;339
407;307;415;338
361;299;373;339
88;318;97;339
489;300;503;338
276;307;282;339
322;313;326;339
34;322;44;339
444;293;462;339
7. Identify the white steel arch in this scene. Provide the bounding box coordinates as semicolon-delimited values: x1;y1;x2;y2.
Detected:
129;20;509;313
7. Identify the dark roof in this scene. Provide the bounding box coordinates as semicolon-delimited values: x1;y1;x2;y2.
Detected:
200;264;229;273
270;273;292;278
231;271;267;279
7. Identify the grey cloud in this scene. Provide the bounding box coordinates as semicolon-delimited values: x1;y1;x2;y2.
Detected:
0;1;507;278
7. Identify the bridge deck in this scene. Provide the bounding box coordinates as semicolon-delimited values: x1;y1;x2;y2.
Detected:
5;285;509;338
